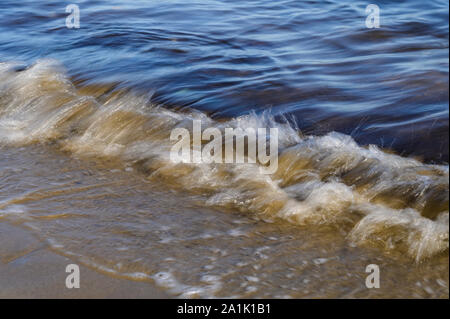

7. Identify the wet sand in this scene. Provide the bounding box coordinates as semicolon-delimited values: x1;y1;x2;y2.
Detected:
0;223;169;299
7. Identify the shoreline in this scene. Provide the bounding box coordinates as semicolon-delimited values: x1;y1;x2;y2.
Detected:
0;145;447;299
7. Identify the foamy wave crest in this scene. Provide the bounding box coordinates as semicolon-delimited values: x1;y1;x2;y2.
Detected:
0;60;448;261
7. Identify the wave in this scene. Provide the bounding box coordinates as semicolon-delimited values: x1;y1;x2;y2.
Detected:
0;59;448;261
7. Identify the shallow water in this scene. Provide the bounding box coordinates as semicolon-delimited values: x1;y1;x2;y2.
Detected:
0;145;448;298
0;0;448;298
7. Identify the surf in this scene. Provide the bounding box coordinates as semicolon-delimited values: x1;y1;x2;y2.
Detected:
0;59;448;261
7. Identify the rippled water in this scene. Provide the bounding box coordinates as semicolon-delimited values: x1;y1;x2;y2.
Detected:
1;0;448;161
0;0;448;298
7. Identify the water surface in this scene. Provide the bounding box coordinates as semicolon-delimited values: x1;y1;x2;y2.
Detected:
0;0;448;298
0;0;448;161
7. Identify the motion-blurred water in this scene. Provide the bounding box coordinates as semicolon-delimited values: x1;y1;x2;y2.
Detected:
0;0;448;298
0;0;448;161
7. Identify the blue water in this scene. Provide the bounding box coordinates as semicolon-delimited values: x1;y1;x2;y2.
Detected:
0;0;448;161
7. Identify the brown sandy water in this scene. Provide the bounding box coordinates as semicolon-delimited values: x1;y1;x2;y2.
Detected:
0;144;448;298
0;61;448;298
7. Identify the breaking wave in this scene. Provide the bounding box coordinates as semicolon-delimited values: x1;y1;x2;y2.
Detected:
0;59;448;261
